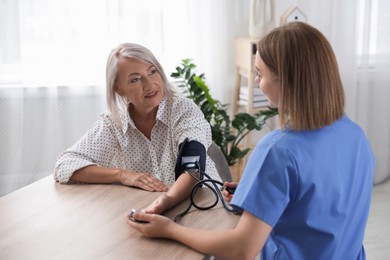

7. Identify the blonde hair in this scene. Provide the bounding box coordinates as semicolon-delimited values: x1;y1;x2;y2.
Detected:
106;43;176;127
257;22;345;131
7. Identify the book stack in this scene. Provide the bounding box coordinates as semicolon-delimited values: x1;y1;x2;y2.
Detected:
238;86;269;108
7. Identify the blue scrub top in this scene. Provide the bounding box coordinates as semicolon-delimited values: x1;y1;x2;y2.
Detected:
231;115;374;259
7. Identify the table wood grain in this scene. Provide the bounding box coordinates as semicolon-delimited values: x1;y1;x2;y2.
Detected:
0;176;240;260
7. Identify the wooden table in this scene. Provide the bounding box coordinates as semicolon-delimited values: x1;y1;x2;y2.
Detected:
0;176;240;260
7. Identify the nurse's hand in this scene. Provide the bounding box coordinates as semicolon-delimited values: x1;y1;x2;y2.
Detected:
222;181;238;204
126;211;175;238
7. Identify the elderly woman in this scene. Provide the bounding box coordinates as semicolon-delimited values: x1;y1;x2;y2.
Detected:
54;43;220;214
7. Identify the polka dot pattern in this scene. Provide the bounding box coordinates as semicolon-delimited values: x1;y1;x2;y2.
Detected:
53;96;220;184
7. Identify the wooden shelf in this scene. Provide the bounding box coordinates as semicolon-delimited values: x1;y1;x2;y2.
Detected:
233;37;260;116
232;37;274;180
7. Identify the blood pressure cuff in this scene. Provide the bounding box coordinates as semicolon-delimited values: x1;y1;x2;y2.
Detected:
174;138;206;180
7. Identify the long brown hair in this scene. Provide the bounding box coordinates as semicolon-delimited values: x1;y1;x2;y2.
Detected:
257;22;345;131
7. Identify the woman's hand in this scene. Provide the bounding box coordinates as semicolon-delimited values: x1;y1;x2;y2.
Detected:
142;173;198;214
120;171;168;192
222;181;238;204
126;211;175;238
142;194;173;214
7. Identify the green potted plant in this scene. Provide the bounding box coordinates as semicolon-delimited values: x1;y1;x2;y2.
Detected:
171;59;278;167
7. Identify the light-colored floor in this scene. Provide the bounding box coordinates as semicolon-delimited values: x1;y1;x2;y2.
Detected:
364;178;390;259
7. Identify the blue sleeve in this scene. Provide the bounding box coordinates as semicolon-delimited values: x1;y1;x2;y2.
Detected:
230;133;298;227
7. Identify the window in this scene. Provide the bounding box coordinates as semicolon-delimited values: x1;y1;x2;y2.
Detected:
0;0;166;86
356;0;390;65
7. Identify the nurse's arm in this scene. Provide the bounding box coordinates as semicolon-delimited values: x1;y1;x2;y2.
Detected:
170;210;271;259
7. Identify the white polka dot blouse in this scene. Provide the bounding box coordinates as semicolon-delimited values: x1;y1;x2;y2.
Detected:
53;96;220;184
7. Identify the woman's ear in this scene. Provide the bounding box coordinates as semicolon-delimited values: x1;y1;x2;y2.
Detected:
114;82;122;96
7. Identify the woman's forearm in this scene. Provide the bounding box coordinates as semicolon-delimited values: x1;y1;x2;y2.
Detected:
164;172;198;208
70;165;123;184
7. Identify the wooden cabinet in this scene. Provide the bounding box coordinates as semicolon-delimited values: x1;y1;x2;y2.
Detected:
233;37;270;116
232;37;271;147
232;37;276;179
232;37;260;116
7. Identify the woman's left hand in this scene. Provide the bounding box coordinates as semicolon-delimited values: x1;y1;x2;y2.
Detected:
126;211;175;238
142;194;172;214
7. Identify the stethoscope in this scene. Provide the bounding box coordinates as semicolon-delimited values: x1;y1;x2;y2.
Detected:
173;161;239;223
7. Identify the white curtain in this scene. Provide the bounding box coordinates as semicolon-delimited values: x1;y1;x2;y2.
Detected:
0;0;248;100
0;86;106;196
0;0;249;196
297;0;390;184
